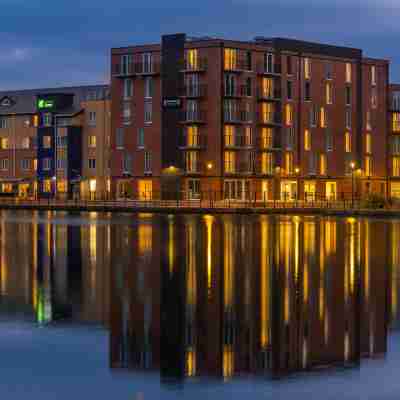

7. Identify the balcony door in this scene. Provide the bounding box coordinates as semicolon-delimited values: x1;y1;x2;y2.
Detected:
224;179;250;201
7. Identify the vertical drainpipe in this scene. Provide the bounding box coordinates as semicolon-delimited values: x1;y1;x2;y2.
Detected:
220;42;224;198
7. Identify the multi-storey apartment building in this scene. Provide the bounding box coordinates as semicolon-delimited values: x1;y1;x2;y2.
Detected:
389;84;400;198
110;33;389;201
0;85;110;199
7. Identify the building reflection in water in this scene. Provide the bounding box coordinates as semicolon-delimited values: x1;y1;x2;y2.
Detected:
109;214;397;381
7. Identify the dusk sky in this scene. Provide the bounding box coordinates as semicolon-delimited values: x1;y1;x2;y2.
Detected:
0;0;399;90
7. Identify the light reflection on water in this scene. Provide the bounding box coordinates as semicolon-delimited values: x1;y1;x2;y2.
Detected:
0;210;399;384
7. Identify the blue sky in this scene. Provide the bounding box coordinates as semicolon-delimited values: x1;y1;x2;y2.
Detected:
0;0;399;90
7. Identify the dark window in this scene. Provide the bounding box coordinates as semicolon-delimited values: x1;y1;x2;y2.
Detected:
246;51;252;71
305;81;311;101
246;77;252;97
287;56;293;75
287;81;293;100
345;86;352;106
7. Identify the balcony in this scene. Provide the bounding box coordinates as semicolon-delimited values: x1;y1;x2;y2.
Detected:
180;58;208;72
180;110;207;124
257;112;282;126
256;63;282;75
257;88;281;101
184;161;203;174
224;59;252;73
112;62;160;77
224;110;253;124
224;161;254;175
179;133;207;149
223;85;251;98
179;85;207;98
224;134;253;149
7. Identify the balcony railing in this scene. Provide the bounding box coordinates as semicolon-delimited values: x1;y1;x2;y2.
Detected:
112;62;160;77
181;58;208;72
184;161;203;174
257;112;282;125
256;136;273;150
179;133;207;149
223;85;251;98
224;134;253;148
257;88;282;100
224;110;253;123
180;110;207;123
224;59;253;73
224;161;254;174
256;63;282;75
179;85;207;98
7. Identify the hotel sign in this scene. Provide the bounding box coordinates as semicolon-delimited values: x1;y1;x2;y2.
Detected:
37;99;55;110
163;98;182;108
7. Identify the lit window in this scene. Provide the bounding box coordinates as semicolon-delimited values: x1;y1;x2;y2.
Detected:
326;83;333;104
185;151;198;173
57;180;67;193
88;135;96;148
2;183;12;193
320;107;326;128
33;159;37;171
285;104;293;126
33;115;39;127
371;65;377;86
320;154;327;175
345;63;352;83
0;138;9;149
21;137;30;149
393;113;400;132
284;152;293;175
186;49;198;70
261;77;274;98
393;156;400;177
345;132;351;153
365;133;372;154
304;129;311;151
224;151;235;173
365;156;372;177
260;127;273;149
371;87;378;109
43;179;52;193
261;102;274;124
304;58;311;79
224;48;237;71
187;125;199;147
89;179;96;193
261;152;273;174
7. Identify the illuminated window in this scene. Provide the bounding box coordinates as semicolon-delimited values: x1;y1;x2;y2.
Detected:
224;125;235;146
320;107;326;127
345;132;351;153
88;135;96;148
186;49;198;70
320;154;327;175
33;159;37;171
285;104;293;126
33;115;39;127
366;111;372;131
261;102;274;123
284;152;293;175
43;179;52;193
224;48;237;70
365;156;373;176
21;137;30;149
138;179;152;200
260;127;273;149
0;137;8;150
304;129;311;151
224;151;235;173
365;133;372;154
57;180;67;193
304;58;311;79
326;82;333;104
371;87;378;109
2;183;12;193
371;65;377;86
393;156;400;177
261;77;274;98
244;126;252;146
187;125;199;147
261;152;273;174
0;158;9;170
185;151;198;173
89;179;96;193
345;63;352;83
43;136;51;149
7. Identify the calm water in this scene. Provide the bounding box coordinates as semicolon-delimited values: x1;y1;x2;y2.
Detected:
0;210;399;399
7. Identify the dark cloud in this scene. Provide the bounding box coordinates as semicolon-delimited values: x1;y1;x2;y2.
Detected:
0;0;399;90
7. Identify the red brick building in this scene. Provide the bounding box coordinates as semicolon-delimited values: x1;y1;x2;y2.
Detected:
110;34;389;201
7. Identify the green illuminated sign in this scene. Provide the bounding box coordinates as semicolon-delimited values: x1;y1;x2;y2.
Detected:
37;99;55;109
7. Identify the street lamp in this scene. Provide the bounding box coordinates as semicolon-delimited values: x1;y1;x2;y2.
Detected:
350;162;355;208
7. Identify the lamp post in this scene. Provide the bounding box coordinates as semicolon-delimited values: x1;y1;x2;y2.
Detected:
350;162;355;208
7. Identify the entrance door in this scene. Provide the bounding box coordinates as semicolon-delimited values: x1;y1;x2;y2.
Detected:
304;181;316;202
326;182;337;200
280;180;297;201
138;180;152;200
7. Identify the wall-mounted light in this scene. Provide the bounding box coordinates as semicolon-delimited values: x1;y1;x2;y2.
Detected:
295;167;300;174
350;161;356;170
207;162;213;170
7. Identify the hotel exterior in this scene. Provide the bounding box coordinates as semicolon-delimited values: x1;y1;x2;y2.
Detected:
110;33;390;201
0;85;110;199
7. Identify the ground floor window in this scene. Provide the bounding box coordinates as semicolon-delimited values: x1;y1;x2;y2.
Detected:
280;180;297;201
57;180;67;193
223;179;250;200
2;183;13;193
138;180;152;200
187;179;200;199
304;181;316;201
43;179;52;193
326;181;337;200
391;182;400;198
18;183;31;198
261;180;268;201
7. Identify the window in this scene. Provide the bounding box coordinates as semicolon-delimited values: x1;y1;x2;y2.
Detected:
88;159;96;169
308;153;316;174
366;133;372;154
185;151;198;173
345;132;351;153
320;154;327;175
325;62;333;80
345;109;352;129
224;74;236;97
21;159;30;170
261;152;273;174
284;152;293;175
56;136;67;147
261;102;274;124
285;104;293;126
144;151;152;173
116;128;124;148
33;159;37;171
123;78;133;99
2;183;12;192
187;100;199;121
326;82;333;104
304;129;311;151
123;153;132;173
345;63;352;83
144;77;153;98
0;138;9;149
304;81;311;101
88;111;96;126
121;54;133;75
365;156;373;176
326;129;333;152
287;81;293;100
245;51;252;71
138;128;145;148
0;117;8;129
345;86;351;106
224;48;237;70
261;77;273;98
260;127;273;149
304;58;311;79
33;115;39;127
42;158;51;170
287;56;293;75
366;110;372;131
144;101;152;123
224;151;235;173
186;49;198;70
43;179;52;193
122;102;131;124
21;137;30;149
392;92;400;111
392;136;400;154
264;53;274;73
371;65;377;86
187;125;200;147
320;107;327;128
245;77;252;97
224;125;235;146
56;159;66;170
286;127;295;150
43;136;51;149
0;159;8;170
88;135;96;148
57;180;67;193
142;53;153;73
310;106;317;127
371;87;377;109
393;157;400;177
43;113;52;127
